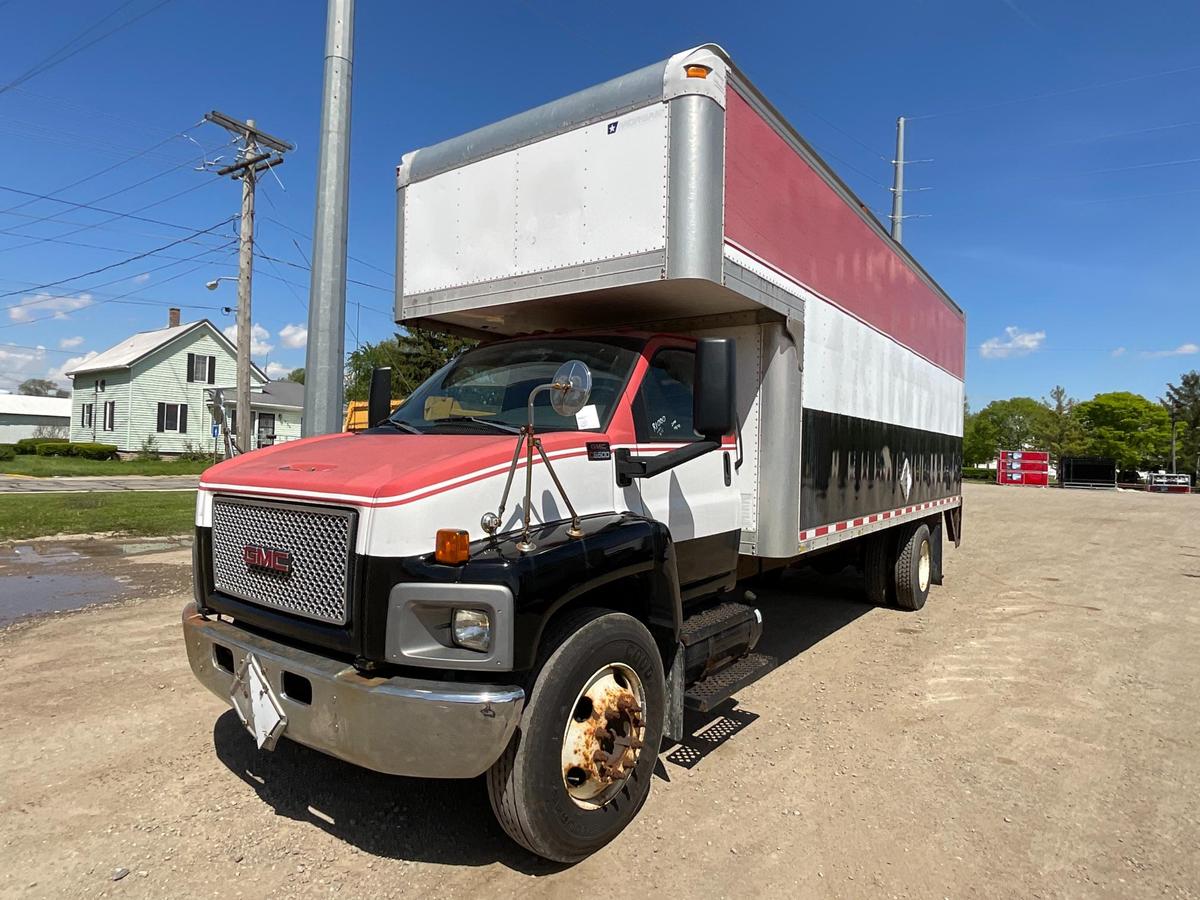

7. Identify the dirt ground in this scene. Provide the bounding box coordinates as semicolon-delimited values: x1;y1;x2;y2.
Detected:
2;482;1198;899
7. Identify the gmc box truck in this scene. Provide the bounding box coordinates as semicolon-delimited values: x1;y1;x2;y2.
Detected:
184;44;965;862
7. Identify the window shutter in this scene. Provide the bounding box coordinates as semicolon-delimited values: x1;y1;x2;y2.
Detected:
156;403;165;432
179;404;188;434
207;355;216;384
187;353;195;383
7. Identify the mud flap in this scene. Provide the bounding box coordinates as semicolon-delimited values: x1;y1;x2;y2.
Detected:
663;642;684;743
944;503;962;548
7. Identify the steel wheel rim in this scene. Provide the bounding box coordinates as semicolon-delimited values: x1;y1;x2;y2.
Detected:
918;539;931;592
560;662;647;809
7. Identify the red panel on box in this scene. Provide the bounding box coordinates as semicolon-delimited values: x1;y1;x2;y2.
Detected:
1000;450;1048;462
723;90;965;379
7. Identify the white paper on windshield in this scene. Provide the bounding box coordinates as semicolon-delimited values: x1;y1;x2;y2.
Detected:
575;404;600;429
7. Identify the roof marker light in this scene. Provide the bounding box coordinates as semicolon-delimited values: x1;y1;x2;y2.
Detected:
685;64;711;79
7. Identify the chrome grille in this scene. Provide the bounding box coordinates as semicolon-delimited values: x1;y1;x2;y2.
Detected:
211;496;356;625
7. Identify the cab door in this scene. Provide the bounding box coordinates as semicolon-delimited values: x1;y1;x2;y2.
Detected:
623;343;741;595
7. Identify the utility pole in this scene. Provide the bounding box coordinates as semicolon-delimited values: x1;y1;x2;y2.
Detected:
890;116;905;243
204;111;292;450
303;0;356;437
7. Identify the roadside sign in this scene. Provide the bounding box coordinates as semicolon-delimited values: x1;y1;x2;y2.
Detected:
211;424;220;438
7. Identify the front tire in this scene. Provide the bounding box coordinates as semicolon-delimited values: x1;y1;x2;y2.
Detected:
486;609;665;863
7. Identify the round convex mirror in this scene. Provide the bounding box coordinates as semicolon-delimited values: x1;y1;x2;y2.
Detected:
550;359;592;417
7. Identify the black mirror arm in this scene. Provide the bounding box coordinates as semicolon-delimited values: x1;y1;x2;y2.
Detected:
614;441;721;488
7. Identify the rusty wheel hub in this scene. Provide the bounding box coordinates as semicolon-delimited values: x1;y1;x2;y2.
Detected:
561;663;647;808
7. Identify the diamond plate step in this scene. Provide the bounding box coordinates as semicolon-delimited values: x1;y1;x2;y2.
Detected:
684;652;777;713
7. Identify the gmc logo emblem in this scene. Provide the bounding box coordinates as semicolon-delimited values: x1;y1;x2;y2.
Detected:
243;546;292;575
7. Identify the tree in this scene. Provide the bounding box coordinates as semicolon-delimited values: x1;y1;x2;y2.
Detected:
285;368;305;384
344;328;476;402
1074;392;1172;471
962;403;999;466
1038;385;1087;462
970;397;1053;461
1163;370;1200;476
18;378;68;398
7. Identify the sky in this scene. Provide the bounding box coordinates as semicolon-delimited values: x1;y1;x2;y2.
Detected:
0;0;1197;408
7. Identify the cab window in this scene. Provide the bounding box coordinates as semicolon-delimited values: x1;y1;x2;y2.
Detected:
633;348;699;442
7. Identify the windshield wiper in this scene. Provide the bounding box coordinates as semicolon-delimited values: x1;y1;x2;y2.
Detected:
439;416;521;434
381;419;422;434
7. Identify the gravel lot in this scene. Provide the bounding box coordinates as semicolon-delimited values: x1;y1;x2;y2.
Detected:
2;482;1198;899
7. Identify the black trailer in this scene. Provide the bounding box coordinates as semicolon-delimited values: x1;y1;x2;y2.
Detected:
1058;456;1117;490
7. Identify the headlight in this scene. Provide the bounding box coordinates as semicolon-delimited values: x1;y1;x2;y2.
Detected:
452;609;491;652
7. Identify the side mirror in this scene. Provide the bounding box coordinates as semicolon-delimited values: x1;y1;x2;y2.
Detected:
368;366;393;426
693;338;736;440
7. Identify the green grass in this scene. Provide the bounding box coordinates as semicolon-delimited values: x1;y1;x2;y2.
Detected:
0;491;196;541
1;455;213;477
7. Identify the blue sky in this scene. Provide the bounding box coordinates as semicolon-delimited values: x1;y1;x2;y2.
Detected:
0;0;1197;408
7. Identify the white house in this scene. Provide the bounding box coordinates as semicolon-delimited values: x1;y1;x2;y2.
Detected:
0;394;71;443
66;309;303;454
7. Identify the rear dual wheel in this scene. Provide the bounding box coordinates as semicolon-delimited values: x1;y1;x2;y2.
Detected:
486;609;665;863
863;522;932;611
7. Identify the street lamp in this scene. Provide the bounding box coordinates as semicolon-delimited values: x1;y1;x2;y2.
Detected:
205;276;237;291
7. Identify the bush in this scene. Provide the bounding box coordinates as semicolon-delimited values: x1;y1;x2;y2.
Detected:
14;437;47;454
0;444;14;461
34;441;72;457
70;442;118;460
137;435;161;461
177;441;211;462
962;466;994;482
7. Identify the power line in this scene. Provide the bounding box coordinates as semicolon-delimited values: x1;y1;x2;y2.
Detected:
1056;119;1200;145
1063;156;1200;179
0;0;177;96
0;136;233;238
0;177;223;256
254;248;391;293
909;60;1200;121
0;243;238;330
260;213;394;278
1076;187;1200;205
0;180;224;235
0;218;235;301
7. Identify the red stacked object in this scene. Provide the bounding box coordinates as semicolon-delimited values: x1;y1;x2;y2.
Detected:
996;450;1049;487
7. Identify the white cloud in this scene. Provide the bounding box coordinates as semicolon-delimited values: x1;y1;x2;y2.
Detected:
223;322;274;356
7;292;93;323
133;273;151;283
0;344;47;392
1111;347;1126;358
59;336;84;350
48;350;99;386
980;326;1046;359
264;361;291;380
278;323;307;349
1140;343;1198;359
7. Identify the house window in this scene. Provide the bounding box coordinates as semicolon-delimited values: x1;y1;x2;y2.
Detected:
187;353;216;384
156;402;188;434
81;403;94;428
103;400;116;432
93;379;105;392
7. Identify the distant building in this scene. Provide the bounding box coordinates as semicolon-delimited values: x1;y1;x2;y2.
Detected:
65;308;303;454
0;394;71;443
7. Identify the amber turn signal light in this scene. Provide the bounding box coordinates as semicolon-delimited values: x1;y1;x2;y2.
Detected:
685;64;711;79
435;529;470;565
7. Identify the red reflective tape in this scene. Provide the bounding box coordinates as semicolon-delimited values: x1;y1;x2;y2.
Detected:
814;526;829;537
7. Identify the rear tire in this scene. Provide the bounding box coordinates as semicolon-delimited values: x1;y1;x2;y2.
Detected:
486;608;665;863
863;531;895;606
894;523;932;611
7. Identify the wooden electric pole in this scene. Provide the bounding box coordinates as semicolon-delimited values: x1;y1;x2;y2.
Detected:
203;111;292;450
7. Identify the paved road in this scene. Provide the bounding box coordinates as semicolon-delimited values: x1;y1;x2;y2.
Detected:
0;474;199;493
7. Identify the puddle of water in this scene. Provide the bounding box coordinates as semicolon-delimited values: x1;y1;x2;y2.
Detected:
0;572;126;625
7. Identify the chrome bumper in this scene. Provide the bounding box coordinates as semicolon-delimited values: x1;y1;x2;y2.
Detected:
181;603;525;778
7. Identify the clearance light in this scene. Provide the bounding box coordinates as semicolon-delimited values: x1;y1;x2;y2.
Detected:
435;529;470;565
685;64;711;79
452;609;492;652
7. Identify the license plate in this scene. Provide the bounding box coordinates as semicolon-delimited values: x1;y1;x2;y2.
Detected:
230;653;287;751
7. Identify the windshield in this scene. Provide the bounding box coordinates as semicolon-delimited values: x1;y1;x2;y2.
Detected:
389;338;641;434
